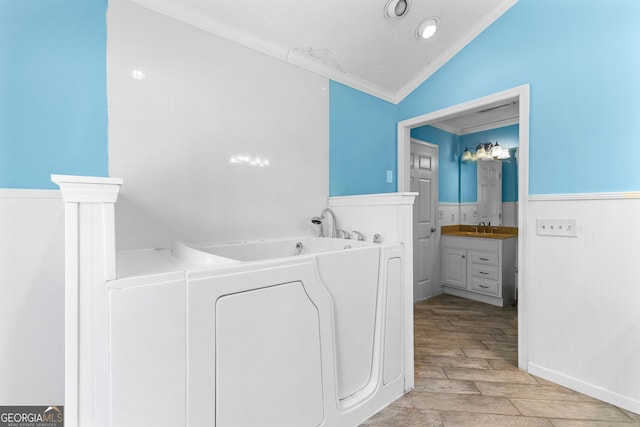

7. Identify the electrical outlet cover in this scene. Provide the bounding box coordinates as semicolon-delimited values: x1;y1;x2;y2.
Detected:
536;218;578;237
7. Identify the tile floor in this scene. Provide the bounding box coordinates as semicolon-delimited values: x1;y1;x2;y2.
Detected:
360;294;640;426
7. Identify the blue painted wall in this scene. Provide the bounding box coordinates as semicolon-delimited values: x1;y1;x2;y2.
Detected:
329;81;397;196
398;0;640;195
0;1;108;189
460;124;519;203
410;125;459;203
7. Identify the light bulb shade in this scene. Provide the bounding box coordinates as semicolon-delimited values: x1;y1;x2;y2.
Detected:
461;148;472;162
476;145;487;159
491;143;503;158
497;148;511;159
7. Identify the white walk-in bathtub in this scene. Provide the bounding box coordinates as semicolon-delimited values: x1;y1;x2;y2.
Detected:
109;237;406;427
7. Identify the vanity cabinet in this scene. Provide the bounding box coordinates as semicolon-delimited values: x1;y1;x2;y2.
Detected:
441;235;516;307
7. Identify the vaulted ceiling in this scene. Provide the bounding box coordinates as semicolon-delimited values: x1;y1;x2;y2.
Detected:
129;0;516;103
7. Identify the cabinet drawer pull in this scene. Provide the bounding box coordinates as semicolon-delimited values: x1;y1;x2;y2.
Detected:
479;257;489;261
479;271;489;275
461;255;465;258
479;285;489;289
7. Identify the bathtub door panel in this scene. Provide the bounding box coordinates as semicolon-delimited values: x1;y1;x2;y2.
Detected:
383;256;403;385
216;282;324;427
316;247;380;400
110;280;186;427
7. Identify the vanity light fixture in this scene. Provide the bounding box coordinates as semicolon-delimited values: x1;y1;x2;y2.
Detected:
384;0;410;20
416;17;439;39
462;142;511;162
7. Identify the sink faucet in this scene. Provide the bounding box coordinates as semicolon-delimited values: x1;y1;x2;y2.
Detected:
321;208;338;238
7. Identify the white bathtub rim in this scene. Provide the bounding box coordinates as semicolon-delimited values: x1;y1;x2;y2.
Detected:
170;236;388;266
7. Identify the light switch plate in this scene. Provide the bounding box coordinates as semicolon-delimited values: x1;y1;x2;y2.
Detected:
536;218;578;237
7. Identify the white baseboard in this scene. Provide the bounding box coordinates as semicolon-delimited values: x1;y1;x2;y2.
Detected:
528;363;640;415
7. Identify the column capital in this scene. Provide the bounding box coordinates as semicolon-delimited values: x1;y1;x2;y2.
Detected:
51;175;123;203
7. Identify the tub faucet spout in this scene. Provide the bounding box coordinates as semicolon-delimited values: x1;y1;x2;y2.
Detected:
321;208;338;238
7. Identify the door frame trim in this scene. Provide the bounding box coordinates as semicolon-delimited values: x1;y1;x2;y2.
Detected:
409;138;439;302
397;84;530;370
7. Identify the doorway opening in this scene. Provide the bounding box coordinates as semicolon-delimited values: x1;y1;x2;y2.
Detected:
398;85;530;375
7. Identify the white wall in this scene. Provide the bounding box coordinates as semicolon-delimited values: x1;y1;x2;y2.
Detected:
441;203;516;227
0;191;65;404
526;196;640;414
108;0;329;250
438;203;460;226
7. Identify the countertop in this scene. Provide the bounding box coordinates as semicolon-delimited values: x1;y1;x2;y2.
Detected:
441;225;518;240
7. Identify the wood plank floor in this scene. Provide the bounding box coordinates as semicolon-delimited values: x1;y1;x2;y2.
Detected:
360;294;640;427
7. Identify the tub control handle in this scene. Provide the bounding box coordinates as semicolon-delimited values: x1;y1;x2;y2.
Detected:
295;242;303;256
336;229;351;239
373;234;382;244
352;230;366;241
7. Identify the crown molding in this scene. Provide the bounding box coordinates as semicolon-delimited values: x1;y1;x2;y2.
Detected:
128;0;516;105
393;0;518;102
128;0;399;103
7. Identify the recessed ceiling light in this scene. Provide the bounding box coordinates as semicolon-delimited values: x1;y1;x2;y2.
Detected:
384;0;410;20
416;17;439;39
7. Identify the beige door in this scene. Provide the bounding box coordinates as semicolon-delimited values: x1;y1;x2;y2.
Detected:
410;139;438;302
477;160;502;225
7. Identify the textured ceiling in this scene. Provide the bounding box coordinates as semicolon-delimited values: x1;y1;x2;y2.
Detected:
431;99;519;135
130;0;516;103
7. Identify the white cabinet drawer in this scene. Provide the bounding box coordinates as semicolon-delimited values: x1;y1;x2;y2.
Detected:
470;264;498;281
470;251;498;266
470;278;499;296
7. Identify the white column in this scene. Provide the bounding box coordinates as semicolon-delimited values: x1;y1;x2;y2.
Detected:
51;175;123;427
